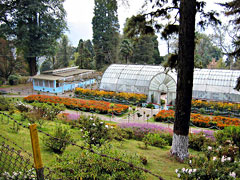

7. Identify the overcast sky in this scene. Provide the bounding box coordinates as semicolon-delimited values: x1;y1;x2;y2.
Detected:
63;0;227;56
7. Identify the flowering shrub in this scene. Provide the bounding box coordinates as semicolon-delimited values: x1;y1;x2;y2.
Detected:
75;88;147;104
188;131;214;151
24;95;129;115
215;126;240;154
2;169;36;180
78;115;109;148
155;110;240;129
176;145;240;179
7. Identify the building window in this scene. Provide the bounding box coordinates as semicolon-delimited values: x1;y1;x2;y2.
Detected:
34;79;38;86
49;81;54;88
39;80;43;87
45;80;49;88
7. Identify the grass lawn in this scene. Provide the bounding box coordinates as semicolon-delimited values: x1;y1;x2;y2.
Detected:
0;112;193;180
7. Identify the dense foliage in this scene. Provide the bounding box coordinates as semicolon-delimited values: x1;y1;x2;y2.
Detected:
42;126;74;154
0;0;67;75
52;145;145;179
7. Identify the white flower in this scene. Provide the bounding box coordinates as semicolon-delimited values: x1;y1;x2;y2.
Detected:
177;173;181;178
227;157;231;161
229;172;236;178
189;160;192;164
221;156;226;163
92;137;94;140
219;145;222;149
213;157;217;161
182;168;185;172
100;122;103;124
193;169;197;173
105;125;109;128
207;146;212;151
92;123;96;126
90;117;93;120
188;169;192;174
175;169;178;173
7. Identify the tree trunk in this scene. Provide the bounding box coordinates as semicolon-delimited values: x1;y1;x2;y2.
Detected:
27;57;38;76
170;0;196;161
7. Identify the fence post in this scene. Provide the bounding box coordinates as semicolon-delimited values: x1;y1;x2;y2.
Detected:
29;124;44;180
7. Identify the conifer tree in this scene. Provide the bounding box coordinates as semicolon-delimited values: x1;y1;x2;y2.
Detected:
92;0;120;70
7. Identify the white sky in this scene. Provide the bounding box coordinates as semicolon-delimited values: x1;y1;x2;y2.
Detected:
63;0;228;56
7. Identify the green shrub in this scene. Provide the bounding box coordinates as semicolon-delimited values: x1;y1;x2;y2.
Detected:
189;132;213;151
108;126;128;141
42;126;74;154
52;145;145;179
0;96;10;111
143;133;167;148
78;115;109;148
18;76;29;84
146;103;155;109
159;133;173;146
31;102;65;120
176;145;240;179
8;75;19;85
199;108;205;114
214;110;220;116
161;99;165;105
215;126;240;154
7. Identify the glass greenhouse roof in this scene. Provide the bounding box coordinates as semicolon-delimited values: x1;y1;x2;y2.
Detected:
100;64;240;102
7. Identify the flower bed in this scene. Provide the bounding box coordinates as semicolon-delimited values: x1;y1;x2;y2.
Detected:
155;110;240;129
24;95;129;115
75;88;147;104
192;99;240;114
119;123;173;140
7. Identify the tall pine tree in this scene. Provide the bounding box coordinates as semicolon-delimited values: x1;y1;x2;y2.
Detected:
92;0;120;70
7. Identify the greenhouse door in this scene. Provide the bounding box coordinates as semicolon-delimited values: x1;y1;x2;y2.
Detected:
148;73;177;105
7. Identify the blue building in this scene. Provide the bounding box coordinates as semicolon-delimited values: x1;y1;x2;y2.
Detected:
33;67;96;93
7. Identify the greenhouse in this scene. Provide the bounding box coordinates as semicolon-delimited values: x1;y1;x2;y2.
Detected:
99;64;240;104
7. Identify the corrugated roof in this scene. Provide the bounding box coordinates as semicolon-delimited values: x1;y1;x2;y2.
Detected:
54;69;95;77
42;66;79;74
33;74;63;81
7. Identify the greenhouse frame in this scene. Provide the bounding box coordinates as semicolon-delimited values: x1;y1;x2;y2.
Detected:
99;64;240;104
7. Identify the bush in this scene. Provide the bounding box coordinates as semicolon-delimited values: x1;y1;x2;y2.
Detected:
199;108;205;114
31;102;65;120
8;75;19;85
146;103;155;109
0;96;10;111
189;132;214;151
176;145;240;180
215;126;240;154
43;126;74;154
52;145;145;180
78;115;109;148
143;133;168;148
159;133;173;146
18;76;29;84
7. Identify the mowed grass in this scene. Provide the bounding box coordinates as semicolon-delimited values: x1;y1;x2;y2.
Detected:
0;113;192;180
